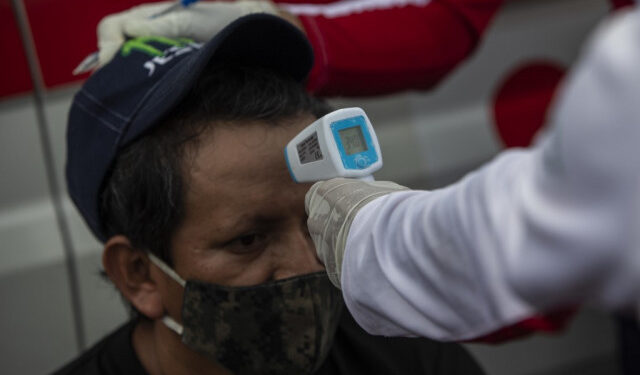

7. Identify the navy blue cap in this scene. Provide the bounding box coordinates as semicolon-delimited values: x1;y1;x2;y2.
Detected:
66;14;314;242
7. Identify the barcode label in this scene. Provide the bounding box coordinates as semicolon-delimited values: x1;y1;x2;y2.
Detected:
297;132;323;164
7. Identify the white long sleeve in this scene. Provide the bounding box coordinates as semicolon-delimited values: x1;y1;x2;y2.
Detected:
341;9;640;341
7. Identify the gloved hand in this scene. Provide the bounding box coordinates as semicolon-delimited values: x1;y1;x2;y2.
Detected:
97;1;280;68
305;178;409;288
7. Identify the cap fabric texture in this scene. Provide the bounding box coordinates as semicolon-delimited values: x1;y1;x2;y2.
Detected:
66;14;314;242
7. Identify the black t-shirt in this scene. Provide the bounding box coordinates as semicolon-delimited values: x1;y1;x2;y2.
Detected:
53;311;484;375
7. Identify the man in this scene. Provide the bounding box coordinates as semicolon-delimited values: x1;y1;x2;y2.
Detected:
55;14;483;375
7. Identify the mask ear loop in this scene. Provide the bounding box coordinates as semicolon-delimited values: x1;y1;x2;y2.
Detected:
147;252;186;336
161;316;184;336
147;252;186;287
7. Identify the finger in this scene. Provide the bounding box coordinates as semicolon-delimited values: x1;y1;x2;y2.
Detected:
305;182;323;215
97;13;125;50
97;41;123;67
307;198;332;235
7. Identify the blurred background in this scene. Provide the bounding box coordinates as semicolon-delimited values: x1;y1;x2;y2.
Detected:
0;0;633;373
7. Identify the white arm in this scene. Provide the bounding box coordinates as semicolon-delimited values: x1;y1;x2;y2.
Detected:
341;9;640;340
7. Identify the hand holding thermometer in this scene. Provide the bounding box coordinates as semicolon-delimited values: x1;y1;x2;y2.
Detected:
73;0;200;75
285;108;383;182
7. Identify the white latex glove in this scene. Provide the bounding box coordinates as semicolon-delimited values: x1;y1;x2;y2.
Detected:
97;1;280;67
305;178;409;288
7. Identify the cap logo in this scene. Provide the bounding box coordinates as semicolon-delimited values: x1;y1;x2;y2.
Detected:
120;36;203;77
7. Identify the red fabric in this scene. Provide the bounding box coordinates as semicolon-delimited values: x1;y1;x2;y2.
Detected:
492;62;567;148
0;0;160;99
468;307;577;344
297;0;504;96
610;0;634;9
442;0;505;35
24;0;168;90
0;0;33;98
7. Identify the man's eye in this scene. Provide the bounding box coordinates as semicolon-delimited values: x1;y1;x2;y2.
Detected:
227;233;267;253
240;234;258;246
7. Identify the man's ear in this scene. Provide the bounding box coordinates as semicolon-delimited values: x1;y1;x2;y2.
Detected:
102;235;164;319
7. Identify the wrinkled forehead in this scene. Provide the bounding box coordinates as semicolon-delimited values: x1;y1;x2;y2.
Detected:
188;116;309;174
182;116;314;213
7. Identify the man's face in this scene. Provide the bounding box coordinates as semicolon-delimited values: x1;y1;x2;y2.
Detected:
160;115;324;318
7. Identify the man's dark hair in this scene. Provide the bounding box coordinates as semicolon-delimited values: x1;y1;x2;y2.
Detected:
99;64;332;264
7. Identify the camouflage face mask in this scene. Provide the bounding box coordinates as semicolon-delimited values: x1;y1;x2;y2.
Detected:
148;253;343;375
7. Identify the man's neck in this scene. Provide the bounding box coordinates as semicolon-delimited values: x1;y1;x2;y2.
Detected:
132;319;232;375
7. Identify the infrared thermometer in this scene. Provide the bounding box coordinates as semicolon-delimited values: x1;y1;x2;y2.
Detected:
285;107;382;182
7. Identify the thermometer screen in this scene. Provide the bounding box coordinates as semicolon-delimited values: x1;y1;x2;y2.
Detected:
339;126;368;155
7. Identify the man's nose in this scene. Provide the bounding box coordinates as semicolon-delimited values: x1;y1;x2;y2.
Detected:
272;229;324;280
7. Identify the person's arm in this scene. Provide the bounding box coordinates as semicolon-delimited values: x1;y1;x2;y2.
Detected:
94;0;503;95
339;150;564;340
280;0;504;95
307;9;640;340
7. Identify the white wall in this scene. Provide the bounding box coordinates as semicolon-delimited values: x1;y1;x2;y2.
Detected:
0;0;624;374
